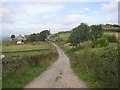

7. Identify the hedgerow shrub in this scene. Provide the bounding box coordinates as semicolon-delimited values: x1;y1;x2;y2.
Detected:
94;38;109;47
55;37;64;42
2;52;57;77
103;34;117;42
69;44;118;88
80;41;93;49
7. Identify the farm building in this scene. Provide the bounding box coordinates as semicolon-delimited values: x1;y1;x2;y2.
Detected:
16;35;23;41
16;35;27;44
16;35;27;41
16;41;24;45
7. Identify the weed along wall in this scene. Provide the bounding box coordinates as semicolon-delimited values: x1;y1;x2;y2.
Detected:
54;23;119;88
2;52;57;77
2;41;58;88
72;46;118;88
58;42;118;88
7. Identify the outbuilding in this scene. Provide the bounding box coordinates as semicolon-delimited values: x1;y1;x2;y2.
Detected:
16;41;24;45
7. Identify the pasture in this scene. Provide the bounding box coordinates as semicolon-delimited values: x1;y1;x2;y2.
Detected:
2;41;54;58
59;32;71;41
2;41;58;88
2;42;50;52
50;32;71;42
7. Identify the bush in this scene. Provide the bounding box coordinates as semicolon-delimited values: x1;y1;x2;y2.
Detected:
104;34;117;42
2;52;57;77
94;38;109;47
80;41;93;49
62;43;118;88
55;37;64;42
2;51;58;88
69;46;118;88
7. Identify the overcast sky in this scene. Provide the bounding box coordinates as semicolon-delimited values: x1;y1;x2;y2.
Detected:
0;0;119;36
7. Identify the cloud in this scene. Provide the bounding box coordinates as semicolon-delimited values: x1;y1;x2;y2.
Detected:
21;3;64;15
42;14;57;21
101;1;118;24
101;1;118;12
0;6;11;22
83;8;90;11
0;7;10;16
1;3;64;23
1;2;118;36
61;14;81;25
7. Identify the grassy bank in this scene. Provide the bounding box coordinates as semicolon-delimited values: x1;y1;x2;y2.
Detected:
2;41;55;58
2;41;58;88
2;53;58;88
57;42;118;88
53;30;118;88
2;42;50;52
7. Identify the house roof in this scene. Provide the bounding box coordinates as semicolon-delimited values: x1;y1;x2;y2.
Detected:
16;35;24;41
16;35;24;38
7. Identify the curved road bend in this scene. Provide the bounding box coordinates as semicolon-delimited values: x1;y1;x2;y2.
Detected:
25;42;87;88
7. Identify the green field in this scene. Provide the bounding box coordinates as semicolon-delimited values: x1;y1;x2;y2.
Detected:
2;41;58;88
55;31;118;42
50;32;71;42
103;31;116;35
2;41;54;58
59;32;71;41
2;42;50;52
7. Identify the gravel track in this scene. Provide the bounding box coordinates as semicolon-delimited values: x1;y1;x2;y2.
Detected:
25;42;87;88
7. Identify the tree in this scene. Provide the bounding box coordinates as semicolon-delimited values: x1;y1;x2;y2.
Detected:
38;30;50;41
112;24;120;27
29;33;37;42
76;23;91;42
68;30;80;47
90;24;103;41
68;23;91;47
11;35;15;40
28;30;50;42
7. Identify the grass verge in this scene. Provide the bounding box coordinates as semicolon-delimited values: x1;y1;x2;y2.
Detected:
57;43;118;88
2;44;58;89
2;52;58;88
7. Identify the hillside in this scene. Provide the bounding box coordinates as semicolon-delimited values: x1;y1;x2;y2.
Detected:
50;23;119;88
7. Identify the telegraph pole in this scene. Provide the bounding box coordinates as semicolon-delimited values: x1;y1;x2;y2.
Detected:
47;28;52;60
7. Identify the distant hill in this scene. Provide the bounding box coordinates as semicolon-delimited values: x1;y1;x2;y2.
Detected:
0;35;11;41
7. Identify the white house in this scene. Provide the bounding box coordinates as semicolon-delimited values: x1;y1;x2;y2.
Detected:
16;35;24;41
16;35;27;45
0;55;5;59
16;41;23;45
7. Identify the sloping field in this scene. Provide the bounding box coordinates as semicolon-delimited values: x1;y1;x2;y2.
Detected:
2;42;50;52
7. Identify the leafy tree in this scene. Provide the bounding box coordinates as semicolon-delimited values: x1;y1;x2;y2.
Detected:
68;30;80;47
112;24;120;27
28;30;50;42
76;23;91;41
68;23;91;47
90;24;103;41
94;38;109;47
38;30;50;41
11;35;15;40
29;33;37;42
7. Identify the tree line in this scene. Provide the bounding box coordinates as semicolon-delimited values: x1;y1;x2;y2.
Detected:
11;30;50;42
68;23;103;47
28;30;50;42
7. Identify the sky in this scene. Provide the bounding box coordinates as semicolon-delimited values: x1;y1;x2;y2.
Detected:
0;0;119;36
